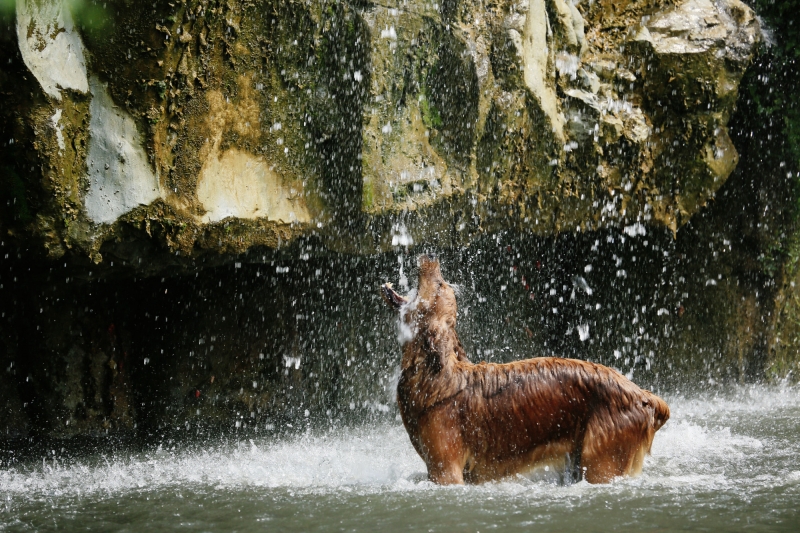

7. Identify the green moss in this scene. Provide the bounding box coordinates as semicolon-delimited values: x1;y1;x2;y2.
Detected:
747;0;800;165
69;0;111;32
420;95;442;129
155;81;167;101
0;0;14;16
745;1;800;197
728;0;800;381
362;180;374;209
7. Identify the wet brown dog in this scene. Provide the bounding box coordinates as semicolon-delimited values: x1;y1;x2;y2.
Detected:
382;255;669;484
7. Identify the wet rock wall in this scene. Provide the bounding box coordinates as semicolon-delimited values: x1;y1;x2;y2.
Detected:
0;190;783;441
2;0;800;443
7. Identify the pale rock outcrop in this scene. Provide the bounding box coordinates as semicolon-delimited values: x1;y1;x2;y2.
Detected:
85;77;162;224
16;0;88;100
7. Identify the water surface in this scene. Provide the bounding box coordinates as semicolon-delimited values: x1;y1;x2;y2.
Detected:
1;385;798;532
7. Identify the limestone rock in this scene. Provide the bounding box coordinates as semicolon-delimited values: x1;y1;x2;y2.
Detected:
16;0;89;100
3;0;761;261
85;77;162;224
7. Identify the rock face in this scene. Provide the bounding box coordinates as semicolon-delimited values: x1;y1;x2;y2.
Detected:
6;0;799;442
3;0;760;260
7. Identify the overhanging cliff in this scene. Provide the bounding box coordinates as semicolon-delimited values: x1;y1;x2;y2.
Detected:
2;0;761;261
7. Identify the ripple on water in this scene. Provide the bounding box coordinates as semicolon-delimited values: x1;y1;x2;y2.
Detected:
1;384;799;531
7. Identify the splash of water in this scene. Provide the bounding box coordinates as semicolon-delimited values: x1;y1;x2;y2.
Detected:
1;385;797;501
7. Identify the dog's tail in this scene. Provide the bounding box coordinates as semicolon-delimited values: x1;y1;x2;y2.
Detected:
643;391;670;432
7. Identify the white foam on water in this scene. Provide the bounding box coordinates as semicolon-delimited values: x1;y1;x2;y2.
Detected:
1;385;798;504
0;426;424;500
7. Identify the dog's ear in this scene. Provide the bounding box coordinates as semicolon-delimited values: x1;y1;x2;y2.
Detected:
381;283;408;310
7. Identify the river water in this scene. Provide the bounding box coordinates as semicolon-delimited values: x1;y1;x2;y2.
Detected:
1;385;798;532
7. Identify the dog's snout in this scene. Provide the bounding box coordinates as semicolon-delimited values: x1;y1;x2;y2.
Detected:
418;253;437;266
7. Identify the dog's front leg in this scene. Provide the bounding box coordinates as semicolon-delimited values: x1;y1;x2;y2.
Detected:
418;407;466;485
427;457;465;485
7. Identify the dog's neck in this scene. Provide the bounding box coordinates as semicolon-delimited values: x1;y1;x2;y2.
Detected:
397;316;471;418
401;315;469;374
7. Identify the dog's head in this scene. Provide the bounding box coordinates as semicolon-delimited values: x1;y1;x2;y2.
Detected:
382;255;457;329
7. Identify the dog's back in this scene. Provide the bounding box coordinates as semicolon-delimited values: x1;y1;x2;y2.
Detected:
451;357;669;483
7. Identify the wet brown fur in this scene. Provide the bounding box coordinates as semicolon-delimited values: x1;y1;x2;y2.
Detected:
382;256;670;485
